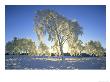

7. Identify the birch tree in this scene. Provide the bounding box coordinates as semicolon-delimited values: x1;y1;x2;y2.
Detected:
34;10;83;60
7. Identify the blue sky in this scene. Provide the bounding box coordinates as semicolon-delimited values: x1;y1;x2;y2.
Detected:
5;5;106;48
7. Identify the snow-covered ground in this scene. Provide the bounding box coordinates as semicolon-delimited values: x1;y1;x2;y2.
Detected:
5;55;106;69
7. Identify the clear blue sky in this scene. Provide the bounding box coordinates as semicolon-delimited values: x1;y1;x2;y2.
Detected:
5;5;106;48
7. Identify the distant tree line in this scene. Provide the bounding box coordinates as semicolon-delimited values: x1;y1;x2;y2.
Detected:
5;37;106;57
5;37;50;56
6;37;37;55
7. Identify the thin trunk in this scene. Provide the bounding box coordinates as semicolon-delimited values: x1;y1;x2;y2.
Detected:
59;42;64;61
56;30;64;61
57;38;64;60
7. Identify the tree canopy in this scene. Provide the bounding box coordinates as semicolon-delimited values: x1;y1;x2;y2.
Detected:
6;37;37;55
84;40;105;56
34;9;83;58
